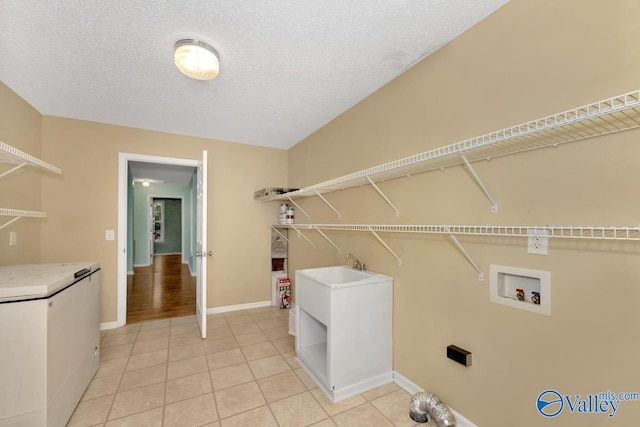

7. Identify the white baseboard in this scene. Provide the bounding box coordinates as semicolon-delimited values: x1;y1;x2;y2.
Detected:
207;300;272;315
100;301;272;330
100;321;122;331
393;371;477;427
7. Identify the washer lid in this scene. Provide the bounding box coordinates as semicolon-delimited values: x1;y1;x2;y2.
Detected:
0;262;100;302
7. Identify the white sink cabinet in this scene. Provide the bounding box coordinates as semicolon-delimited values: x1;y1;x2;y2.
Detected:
295;266;393;402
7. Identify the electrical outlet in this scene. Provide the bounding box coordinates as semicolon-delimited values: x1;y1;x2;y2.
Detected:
9;231;16;247
527;228;548;255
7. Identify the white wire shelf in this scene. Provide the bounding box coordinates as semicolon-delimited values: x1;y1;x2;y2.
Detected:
277;223;640;281
275;224;640;240
0;141;62;179
258;89;640;205
0;208;47;231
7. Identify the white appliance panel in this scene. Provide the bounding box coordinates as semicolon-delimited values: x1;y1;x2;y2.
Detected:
0;262;100;427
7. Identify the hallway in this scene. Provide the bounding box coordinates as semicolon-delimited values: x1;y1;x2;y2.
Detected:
127;254;196;323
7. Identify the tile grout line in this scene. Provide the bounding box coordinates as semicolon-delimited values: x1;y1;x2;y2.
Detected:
113;325;135;423
159;328;169;427
204;330;223;426
81;310;413;426
105;323;153;425
254;309;290;427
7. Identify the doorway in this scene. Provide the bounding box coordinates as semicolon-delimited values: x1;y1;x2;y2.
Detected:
116;153;204;328
127;196;194;323
151;197;182;259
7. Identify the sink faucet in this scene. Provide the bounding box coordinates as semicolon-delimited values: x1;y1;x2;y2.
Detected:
346;253;365;271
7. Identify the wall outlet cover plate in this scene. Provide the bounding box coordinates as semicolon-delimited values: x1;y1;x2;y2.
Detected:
527;228;548;255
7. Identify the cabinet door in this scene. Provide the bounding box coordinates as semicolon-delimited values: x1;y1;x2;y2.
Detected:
329;283;393;391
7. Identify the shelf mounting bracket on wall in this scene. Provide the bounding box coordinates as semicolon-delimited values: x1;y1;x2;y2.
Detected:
290;225;316;248
271;226;289;242
286;197;310;220
460;153;498;213
314;190;341;218
0;141;62;178
312;225;341;253
0;163;28;180
0;209;47;231
445;226;483;281
0;216;21;231
368;226;401;265
366;176;400;216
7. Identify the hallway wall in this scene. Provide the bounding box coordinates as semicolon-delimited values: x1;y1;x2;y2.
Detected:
39;116;288;323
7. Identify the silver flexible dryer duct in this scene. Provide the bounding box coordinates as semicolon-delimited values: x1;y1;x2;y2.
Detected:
409;391;456;426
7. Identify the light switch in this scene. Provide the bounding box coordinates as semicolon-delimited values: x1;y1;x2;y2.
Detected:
105;230;115;241
9;231;16;247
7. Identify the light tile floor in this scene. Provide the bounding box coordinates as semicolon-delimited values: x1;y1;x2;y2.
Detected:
68;307;420;427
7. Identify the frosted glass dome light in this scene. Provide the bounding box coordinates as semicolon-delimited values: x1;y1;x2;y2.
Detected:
174;39;220;81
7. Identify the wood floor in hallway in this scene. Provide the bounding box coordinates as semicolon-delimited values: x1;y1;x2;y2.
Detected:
127;254;196;323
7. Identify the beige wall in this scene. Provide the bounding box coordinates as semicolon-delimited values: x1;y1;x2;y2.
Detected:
38;117;288;324
288;0;640;425
0;83;43;265
2;83;288;326
4;0;640;424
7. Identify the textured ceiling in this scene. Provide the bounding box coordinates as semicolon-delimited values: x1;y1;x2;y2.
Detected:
1;0;508;150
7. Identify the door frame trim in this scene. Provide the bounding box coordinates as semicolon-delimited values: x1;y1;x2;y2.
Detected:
117;152;199;327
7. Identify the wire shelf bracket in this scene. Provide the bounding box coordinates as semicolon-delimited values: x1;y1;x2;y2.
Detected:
366;176;400;216
0;141;62;179
271;226;289;242
312;225;341;253
0;163;28;180
368;226;402;265
314;190;341;218
286;196;310;220
445;226;483;281
460;153;497;213
290;225;316;248
0;208;47;231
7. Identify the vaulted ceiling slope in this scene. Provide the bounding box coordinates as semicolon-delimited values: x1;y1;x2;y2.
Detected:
0;1;509;150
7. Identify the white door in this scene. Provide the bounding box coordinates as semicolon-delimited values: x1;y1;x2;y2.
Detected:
149;198;154;263
196;150;208;339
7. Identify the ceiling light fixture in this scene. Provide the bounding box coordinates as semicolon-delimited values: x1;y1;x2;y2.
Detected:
174;39;220;81
132;178;164;187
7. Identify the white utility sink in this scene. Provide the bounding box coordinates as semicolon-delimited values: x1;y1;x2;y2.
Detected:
297;265;390;287
295;266;393;402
